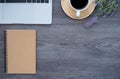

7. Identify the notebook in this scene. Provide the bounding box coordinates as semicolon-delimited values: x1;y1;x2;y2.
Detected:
6;30;36;74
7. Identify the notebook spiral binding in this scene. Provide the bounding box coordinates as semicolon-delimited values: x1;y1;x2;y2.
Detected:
5;30;8;73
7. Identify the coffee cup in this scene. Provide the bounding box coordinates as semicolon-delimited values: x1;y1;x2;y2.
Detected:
69;0;93;17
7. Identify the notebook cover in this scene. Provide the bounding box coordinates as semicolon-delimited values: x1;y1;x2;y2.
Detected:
6;30;36;74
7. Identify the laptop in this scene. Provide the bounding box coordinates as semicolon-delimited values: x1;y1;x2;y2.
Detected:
0;0;52;24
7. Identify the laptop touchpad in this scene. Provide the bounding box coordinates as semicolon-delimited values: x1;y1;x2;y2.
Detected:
3;4;34;24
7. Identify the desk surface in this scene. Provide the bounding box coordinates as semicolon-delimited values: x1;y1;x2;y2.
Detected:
0;0;120;79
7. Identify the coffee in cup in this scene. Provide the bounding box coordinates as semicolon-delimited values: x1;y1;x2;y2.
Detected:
69;0;91;17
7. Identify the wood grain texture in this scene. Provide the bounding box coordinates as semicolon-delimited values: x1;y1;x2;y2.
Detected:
0;0;120;79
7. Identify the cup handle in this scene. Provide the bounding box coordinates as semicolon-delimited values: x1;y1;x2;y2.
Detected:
76;10;81;17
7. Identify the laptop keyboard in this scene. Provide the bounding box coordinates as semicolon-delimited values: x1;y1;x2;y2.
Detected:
0;0;49;3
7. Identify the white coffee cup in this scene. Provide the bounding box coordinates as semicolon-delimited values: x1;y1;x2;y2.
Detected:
69;0;93;17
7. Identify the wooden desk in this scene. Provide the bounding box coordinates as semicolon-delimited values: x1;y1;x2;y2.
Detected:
0;0;120;79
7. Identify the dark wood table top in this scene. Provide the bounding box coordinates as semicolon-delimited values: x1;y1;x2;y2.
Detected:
0;0;120;79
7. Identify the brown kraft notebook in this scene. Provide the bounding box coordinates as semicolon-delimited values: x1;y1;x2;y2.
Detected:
6;30;36;74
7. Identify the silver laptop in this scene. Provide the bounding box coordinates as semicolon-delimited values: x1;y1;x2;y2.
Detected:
0;0;52;24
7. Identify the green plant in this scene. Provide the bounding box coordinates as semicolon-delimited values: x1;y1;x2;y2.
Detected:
84;0;119;27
